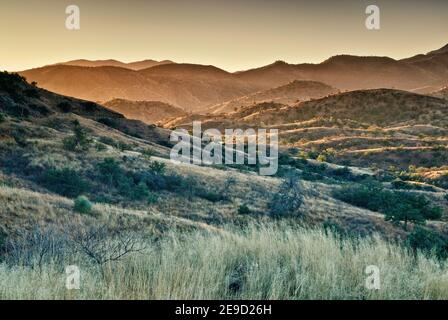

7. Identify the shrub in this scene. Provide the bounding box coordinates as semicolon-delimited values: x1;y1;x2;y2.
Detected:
198;190;227;203
316;154;327;162
41;168;89;198
24;88;40;98
149;161;166;175
0;112;5;123
74;196;93;215
57;102;72;113
238;204;251;215
334;182;443;229
12;133;28;147
96;158;125;186
132;182;150;201
406;226;448;259
95;143;107;152
147;192;158;204
62;120;91;151
269;174;303;217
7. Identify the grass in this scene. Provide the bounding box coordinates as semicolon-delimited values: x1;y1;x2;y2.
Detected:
1;223;448;300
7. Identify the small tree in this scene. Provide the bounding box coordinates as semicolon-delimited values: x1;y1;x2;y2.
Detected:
63;120;91;152
269;173;303;217
384;192;442;230
70;223;146;276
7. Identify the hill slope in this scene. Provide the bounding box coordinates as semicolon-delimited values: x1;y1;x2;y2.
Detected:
209;80;339;114
103;99;186;123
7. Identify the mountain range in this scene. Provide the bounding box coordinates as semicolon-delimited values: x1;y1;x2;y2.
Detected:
18;43;448;113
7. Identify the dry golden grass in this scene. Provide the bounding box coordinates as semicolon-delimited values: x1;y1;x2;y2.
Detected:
1;223;448;300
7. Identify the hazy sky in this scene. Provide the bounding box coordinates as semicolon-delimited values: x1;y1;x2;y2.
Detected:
1;0;448;72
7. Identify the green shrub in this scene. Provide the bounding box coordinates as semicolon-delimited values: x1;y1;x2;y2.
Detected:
147;192;158;204
41;168;89;198
269;174;303;217
74;196;93;215
132;182;150;201
406;226;448;259
62;121;91;152
198;191;227;203
95;143;107;152
12;133;28;147
149;161;166;175
0;112;5;123
334;182;443;229
238;204;251;215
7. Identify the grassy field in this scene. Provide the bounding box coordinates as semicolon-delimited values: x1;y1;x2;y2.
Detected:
1;223;448;300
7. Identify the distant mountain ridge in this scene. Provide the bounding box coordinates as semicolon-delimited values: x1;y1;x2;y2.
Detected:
54;59;174;70
19;43;448;112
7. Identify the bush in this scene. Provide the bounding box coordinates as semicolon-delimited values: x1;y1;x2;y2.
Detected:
62;121;91;152
0;112;5;123
149;161;166;175
74;196;93;215
334;182;443;229
238;204;251;215
269;174;303;217
57;102;72;113
132;182;150;201
95;143;107;152
24;88;40;98
198;191;228;203
406;226;448;259
41;168;89;198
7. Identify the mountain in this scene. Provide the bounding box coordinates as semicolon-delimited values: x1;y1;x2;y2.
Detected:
208;80;339;114
56;59;174;70
400;44;448;89
20;64;262;111
236;55;440;93
103;99;186;123
18;42;448;114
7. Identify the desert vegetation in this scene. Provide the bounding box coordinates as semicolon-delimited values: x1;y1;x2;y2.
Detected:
2;223;448;300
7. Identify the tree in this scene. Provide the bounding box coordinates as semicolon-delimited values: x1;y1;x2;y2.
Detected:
70;222;146;276
268;173;303;217
63;120;91;151
384;192;442;230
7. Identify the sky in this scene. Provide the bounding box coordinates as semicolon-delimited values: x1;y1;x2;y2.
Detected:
1;0;448;72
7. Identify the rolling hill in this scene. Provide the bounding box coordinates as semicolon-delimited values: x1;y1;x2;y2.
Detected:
103;99;186;123
208;80;339;114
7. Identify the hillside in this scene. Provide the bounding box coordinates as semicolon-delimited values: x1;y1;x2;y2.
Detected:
431;87;448;100
164;89;448;182
209;80;339;114
2;72;448;299
103;99;186;123
20;64;261;111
